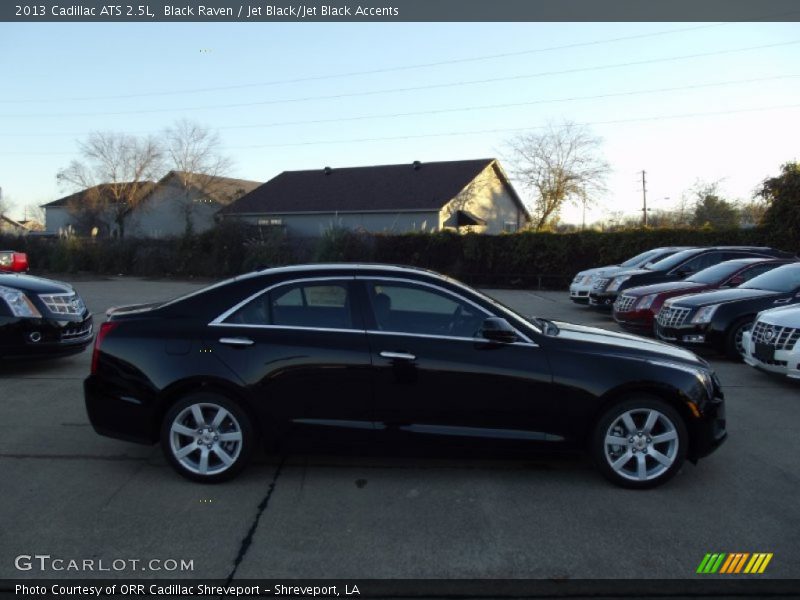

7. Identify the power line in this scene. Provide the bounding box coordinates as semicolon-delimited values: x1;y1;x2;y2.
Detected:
5;102;798;156
4;73;796;138
0;21;741;104
4;39;799;120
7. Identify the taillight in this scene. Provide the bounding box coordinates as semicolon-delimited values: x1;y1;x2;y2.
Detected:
91;321;118;374
12;252;28;272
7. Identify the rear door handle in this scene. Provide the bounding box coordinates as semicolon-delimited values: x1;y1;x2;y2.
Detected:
219;337;255;347
380;351;416;361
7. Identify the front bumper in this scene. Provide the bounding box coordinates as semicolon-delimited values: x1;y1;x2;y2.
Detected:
654;322;723;352
613;309;655;334
690;392;727;460
742;330;800;379
0;314;94;358
588;292;617;308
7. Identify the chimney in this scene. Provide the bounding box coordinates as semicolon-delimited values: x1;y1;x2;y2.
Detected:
412;161;422;170
323;166;332;175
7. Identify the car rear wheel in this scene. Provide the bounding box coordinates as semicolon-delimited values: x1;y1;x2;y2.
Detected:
725;318;753;360
161;392;255;483
592;396;687;489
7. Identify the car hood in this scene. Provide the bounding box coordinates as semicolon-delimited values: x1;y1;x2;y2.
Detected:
552;321;704;365
667;287;776;308
576;265;621;278
756;304;800;326
0;273;73;294
623;281;705;298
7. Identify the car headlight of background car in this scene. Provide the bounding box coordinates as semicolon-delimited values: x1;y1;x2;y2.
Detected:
607;275;631;292
691;305;719;324
0;285;42;318
637;294;659;310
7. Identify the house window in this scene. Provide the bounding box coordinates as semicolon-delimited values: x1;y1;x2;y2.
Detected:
503;221;518;233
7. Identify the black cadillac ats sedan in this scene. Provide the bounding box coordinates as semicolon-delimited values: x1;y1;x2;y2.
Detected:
0;273;93;359
85;264;726;488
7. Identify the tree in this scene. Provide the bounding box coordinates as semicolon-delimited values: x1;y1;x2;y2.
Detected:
505;121;609;231
759;162;800;250
687;181;740;229
163;120;233;235
735;198;768;228
57;132;163;238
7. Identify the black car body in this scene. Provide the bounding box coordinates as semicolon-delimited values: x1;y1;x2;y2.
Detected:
85;264;726;488
654;263;800;358
0;273;93;358
589;247;792;308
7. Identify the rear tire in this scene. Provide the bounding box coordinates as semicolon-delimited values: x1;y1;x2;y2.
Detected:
161;392;255;483
591;396;688;489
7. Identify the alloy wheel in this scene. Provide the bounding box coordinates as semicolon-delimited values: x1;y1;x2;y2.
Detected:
168;402;243;476
603;408;680;483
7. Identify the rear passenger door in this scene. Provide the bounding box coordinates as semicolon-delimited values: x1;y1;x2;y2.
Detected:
209;277;374;432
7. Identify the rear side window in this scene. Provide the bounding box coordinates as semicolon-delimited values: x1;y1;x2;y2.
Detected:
224;281;355;329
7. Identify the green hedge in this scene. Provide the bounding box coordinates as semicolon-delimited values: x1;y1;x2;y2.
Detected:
1;225;790;289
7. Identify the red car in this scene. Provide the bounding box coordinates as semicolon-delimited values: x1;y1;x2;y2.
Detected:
612;258;794;335
0;251;28;273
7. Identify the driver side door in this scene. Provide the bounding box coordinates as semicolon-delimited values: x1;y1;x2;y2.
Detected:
357;277;554;439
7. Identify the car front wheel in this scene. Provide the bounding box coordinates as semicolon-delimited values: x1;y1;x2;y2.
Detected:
592;396;688;489
161;392;255;483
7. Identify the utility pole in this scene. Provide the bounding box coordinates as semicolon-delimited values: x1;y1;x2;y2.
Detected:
640;170;648;227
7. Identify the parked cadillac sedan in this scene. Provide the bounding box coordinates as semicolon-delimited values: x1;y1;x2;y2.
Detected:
85;264;726;488
655;263;800;358
613;258;793;334
0;272;93;358
743;304;800;380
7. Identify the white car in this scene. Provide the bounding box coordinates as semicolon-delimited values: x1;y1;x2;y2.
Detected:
569;247;692;304
743;304;800;379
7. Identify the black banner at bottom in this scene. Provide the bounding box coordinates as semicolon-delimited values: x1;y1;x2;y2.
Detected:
1;579;799;599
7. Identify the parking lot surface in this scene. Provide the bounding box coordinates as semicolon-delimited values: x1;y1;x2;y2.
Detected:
1;277;798;581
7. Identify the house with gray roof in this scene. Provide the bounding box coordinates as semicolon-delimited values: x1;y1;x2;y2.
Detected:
220;159;530;236
43;171;262;237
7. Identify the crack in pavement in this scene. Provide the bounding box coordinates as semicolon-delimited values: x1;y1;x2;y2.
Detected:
225;455;287;586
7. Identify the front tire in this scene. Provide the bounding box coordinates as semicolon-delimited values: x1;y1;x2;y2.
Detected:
161;392;255;483
725;318;753;360
592;396;688;489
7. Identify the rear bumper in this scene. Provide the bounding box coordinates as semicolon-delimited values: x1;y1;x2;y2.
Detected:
84;376;159;444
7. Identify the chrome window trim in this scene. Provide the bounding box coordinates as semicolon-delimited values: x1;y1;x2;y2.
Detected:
209;322;365;336
357;276;536;345
210;276;356;326
367;329;537;347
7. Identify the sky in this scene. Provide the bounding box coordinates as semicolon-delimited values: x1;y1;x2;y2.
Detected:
1;20;799;225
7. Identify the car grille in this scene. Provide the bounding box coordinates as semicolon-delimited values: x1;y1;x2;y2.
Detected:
39;293;86;316
656;306;692;328
614;295;637;312
751;321;800;350
593;277;611;291
60;320;93;342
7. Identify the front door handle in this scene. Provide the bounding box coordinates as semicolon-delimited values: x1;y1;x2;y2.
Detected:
219;337;255;347
380;351;416;361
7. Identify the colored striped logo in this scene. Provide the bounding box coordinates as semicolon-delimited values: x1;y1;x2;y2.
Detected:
696;553;773;574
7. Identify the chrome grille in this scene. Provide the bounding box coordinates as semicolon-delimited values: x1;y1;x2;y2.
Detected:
593;277;611;291
751;321;800;350
39;293;86;316
614;295;637;313
60;320;93;342
656;306;692;328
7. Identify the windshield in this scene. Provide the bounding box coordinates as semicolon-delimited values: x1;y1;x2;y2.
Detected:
645;249;700;271
620;250;658;268
740;264;800;293
686;261;751;284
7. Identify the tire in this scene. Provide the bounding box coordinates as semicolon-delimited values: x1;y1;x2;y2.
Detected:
724;318;754;360
160;392;255;483
591;396;688;489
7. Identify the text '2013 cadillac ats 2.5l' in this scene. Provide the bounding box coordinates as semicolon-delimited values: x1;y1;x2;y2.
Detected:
85;264;726;488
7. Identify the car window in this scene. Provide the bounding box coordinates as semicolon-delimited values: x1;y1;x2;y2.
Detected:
675;251;724;274
737;262;781;283
225;281;355;329
741;265;800;293
365;280;486;338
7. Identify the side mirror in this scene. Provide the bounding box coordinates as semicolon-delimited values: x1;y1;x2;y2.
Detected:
480;317;518;344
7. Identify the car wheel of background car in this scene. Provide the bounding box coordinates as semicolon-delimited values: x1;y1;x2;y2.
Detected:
725;317;754;360
592;396;688;489
160;392;255;483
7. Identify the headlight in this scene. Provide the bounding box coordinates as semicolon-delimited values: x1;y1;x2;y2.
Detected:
0;285;42;318
637;294;659;310
691;305;719;324
647;359;715;398
607;275;631;292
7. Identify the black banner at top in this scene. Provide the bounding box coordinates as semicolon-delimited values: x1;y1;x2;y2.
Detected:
3;0;800;23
